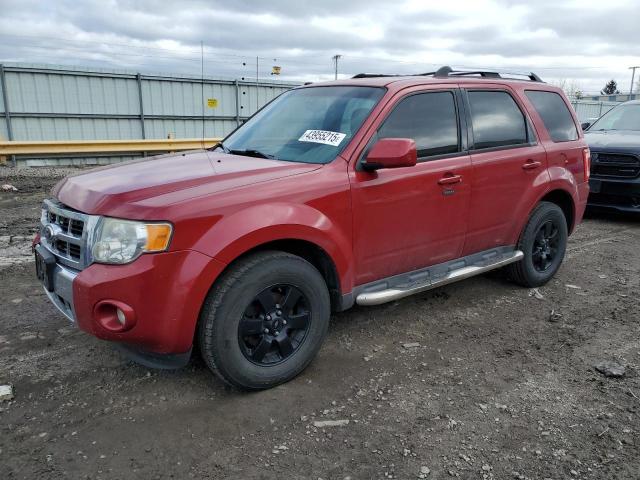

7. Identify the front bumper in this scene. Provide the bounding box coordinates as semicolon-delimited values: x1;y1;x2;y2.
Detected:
39;246;227;356
588;177;640;212
43;261;77;322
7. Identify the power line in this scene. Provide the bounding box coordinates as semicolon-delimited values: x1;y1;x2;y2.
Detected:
340;54;617;72
0;33;331;67
1;32;635;86
3;32;631;76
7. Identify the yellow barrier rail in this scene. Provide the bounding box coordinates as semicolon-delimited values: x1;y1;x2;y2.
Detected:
0;138;222;156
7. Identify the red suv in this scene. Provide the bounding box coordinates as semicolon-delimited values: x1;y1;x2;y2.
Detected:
34;66;590;389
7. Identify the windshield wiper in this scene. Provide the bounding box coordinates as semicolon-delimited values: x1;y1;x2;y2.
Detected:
209;141;230;153
228;148;276;159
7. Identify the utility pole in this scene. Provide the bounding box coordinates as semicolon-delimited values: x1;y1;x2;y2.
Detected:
629;66;639;96
332;54;342;80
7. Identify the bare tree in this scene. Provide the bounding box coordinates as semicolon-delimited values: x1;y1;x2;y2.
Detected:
550;79;584;99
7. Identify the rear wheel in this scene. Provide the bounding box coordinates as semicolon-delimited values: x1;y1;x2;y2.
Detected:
198;251;330;390
508;201;568;287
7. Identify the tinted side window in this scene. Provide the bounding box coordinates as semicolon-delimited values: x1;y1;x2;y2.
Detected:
378;91;459;158
525;90;578;142
468;91;527;149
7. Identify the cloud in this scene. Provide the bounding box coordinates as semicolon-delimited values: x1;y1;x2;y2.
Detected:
0;0;637;93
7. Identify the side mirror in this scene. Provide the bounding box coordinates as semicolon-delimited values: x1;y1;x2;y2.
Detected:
581;122;591;131
363;138;417;171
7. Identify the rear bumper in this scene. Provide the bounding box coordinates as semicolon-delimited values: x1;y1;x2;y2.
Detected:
588;177;640;212
574;181;590;231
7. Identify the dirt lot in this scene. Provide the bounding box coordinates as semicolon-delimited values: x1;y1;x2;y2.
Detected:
1;167;639;480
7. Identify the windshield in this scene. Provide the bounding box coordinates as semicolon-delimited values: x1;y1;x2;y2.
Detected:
589;103;640;131
219;86;385;164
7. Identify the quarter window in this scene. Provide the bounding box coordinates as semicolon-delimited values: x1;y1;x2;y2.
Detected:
468;91;528;149
525;90;578;142
378;91;459;158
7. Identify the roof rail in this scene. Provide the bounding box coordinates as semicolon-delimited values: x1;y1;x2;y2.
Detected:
434;66;453;78
428;65;543;82
351;73;401;79
351;66;543;82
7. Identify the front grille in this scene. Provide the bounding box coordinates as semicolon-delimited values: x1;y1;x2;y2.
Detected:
591;153;640;179
52;239;81;259
47;211;85;237
40;199;93;270
70;219;84;236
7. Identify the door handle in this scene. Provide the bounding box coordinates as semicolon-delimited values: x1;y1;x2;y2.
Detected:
438;174;462;185
522;160;542;170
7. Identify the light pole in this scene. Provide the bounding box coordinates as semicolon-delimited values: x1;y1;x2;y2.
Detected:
629;66;639;96
332;54;342;80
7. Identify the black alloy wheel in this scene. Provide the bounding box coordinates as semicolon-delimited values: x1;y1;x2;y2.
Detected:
238;284;311;365
532;220;561;272
507;201;568;288
198;250;330;390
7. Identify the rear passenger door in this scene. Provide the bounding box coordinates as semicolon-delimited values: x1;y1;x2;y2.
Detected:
461;86;548;255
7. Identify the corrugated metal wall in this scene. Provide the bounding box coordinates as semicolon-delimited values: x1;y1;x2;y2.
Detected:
0;65;8;140
0;63;298;165
2;63;626;165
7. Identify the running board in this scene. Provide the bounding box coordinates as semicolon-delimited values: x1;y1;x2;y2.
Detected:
355;249;524;306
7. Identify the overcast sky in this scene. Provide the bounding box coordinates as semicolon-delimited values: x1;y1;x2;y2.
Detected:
0;0;638;94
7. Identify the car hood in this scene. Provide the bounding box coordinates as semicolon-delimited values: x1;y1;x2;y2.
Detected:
53;150;321;215
584;130;640;152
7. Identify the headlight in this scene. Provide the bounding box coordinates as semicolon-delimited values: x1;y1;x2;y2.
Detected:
92;218;173;265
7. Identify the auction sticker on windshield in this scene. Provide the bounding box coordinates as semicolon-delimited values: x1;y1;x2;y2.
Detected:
298;130;346;147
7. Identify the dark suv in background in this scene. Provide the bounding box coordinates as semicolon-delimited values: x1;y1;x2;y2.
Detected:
583;100;640;213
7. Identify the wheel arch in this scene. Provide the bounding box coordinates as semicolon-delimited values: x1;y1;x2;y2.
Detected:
538;188;576;234
220;238;345;312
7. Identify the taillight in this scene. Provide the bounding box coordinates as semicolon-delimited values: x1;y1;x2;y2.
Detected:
582;147;590;181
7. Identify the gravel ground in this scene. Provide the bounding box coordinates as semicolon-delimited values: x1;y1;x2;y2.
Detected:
0;168;639;480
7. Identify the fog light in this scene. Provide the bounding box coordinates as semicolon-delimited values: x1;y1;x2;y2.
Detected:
116;308;126;326
94;300;136;332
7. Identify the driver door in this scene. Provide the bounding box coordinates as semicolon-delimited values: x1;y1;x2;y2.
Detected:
349;87;472;286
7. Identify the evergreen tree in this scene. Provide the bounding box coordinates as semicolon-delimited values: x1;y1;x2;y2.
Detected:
601;80;620;95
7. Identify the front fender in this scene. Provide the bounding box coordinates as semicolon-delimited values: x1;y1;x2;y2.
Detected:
190;202;354;292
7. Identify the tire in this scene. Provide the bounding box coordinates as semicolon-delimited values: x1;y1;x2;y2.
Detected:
198;250;330;390
507;201;568;288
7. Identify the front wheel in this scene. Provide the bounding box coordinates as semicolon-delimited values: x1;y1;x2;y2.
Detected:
508;201;568;287
198;251;330;390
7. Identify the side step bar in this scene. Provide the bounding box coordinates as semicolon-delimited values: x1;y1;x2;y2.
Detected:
356;250;524;306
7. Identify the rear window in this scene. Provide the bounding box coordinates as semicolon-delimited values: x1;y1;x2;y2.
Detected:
525;91;578;142
468;91;528;149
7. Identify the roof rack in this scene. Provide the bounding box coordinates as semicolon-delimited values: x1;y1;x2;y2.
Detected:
431;66;543;82
351;73;402;79
352;65;543;82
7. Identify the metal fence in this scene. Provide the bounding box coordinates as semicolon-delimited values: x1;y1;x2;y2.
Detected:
569;99;619;123
0;64;628;166
0;63;298;166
